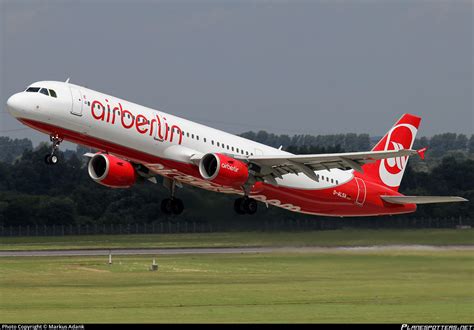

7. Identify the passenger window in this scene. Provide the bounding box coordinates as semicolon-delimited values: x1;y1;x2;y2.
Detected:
187;133;190;137
217;142;220;147
246;151;249;155
226;145;229;150
191;134;194;139
231;147;234;151
26;87;40;92
212;141;214;145
331;179;334;184
49;89;57;98
197;136;199;141
39;88;49;96
204;138;206;143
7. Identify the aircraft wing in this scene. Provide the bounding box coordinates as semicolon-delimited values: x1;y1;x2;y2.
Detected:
381;196;468;204
240;149;417;184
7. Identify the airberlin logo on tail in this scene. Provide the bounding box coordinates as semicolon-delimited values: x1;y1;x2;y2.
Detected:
379;123;417;187
386;141;408;171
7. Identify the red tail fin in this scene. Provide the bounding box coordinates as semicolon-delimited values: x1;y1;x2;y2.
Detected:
361;114;421;191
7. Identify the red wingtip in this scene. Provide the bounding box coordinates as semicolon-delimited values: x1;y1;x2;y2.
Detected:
417;147;427;160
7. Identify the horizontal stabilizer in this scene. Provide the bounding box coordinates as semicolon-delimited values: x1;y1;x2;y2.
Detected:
381;195;468;205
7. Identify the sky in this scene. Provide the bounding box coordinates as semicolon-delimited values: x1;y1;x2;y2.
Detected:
0;0;472;146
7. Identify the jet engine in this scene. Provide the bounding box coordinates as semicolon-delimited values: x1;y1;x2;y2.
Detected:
88;153;136;188
199;153;249;187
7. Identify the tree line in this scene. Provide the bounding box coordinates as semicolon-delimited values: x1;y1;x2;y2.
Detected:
0;133;472;228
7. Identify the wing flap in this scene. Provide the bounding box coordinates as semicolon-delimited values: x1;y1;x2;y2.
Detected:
381;196;468;205
246;149;416;166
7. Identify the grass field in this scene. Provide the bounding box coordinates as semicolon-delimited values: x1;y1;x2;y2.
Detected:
1;229;473;323
1;250;473;323
1;228;473;251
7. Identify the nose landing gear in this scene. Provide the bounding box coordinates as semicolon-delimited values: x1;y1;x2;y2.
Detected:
44;134;63;165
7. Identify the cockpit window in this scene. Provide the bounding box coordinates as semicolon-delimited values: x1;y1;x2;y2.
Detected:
25;86;57;98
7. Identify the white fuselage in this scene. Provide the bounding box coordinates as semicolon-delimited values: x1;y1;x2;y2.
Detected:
6;81;353;193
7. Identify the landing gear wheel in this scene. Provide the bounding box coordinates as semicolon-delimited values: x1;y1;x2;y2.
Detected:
234;197;258;215
50;155;58;165
45;154;59;165
161;198;174;214
161;198;184;215
243;198;258;215
171;198;184;215
234;198;246;215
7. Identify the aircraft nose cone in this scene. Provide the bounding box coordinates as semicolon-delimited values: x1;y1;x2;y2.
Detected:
6;93;24;117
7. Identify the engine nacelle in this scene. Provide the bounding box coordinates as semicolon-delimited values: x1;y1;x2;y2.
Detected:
88;153;136;188
199;153;249;187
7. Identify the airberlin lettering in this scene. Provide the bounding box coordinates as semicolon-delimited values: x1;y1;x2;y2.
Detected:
222;163;239;172
90;99;182;145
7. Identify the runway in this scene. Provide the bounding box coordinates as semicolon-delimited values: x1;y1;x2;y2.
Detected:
0;245;472;257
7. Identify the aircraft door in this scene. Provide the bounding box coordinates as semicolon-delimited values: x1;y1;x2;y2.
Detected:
254;148;264;156
354;177;366;206
69;87;83;116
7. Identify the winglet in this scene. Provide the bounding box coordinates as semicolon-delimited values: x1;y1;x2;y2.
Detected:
417;147;427;160
65;77;70;83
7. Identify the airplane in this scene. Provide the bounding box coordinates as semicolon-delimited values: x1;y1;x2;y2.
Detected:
5;80;467;216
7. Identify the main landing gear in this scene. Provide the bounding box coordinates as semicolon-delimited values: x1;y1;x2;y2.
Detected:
234;183;258;215
44;134;63;165
161;178;184;215
161;198;184;215
234;197;258;215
